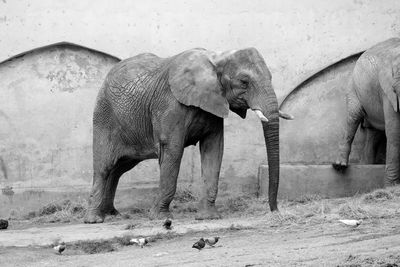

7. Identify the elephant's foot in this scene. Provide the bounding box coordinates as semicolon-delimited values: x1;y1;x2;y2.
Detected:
384;177;400;187
148;207;172;220
105;207;120;216
84;206;119;224
195;206;221;220
332;157;349;172
333;148;350;172
84;209;105;224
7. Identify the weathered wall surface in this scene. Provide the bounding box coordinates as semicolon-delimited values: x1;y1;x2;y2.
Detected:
0;45;119;216
1;0;399;100
0;0;399;216
280;53;368;164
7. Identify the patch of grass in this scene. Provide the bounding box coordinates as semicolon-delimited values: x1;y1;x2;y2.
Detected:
224;196;250;213
123;223;139;230
339;254;400;267
338;199;370;219
295;201;331;219
112;235;135;246
23;211;37;220
292;194;322;204
174;187;197;203
31;198;87;223
388;186;400;197
363;189;394;203
226;223;254;231
172;203;198;213
64;232;182;255
148;231;180;242
170;187;198;215
69;240;116;254
265;211;299;226
127;207;147;214
39;202;63;216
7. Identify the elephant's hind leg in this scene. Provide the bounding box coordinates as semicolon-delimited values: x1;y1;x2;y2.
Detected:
383;98;400;186
333;82;364;171
85;155;139;224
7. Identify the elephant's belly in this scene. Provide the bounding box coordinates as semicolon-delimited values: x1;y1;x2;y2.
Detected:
357;85;385;131
361;99;385;131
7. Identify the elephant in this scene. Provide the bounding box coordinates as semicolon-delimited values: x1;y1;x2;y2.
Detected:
333;37;400;186
359;120;386;164
84;47;293;223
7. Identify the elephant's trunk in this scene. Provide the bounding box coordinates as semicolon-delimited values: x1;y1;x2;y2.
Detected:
262;117;279;211
250;90;280;211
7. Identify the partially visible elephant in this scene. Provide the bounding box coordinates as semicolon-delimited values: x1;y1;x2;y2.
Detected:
360;120;386;164
84;47;293;223
333;38;400;185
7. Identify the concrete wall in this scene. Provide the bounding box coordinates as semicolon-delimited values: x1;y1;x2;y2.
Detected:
280;53;368;164
0;0;399;217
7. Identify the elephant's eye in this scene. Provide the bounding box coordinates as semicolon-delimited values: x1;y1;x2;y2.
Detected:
239;79;249;89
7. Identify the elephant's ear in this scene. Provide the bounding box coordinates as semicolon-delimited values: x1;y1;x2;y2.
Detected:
168;49;229;118
392;56;400;111
380;57;400;112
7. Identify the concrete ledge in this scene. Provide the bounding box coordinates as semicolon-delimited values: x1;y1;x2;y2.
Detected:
259;164;385;200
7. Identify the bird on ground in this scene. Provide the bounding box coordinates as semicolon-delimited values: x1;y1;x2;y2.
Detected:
192;238;206;251
163;218;172;230
130;237;148;248
53;242;66;254
339;219;362;227
205;237;219;247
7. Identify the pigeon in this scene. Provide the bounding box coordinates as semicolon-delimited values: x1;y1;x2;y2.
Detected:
53;242;66;254
339;219;362;227
163;218;172;230
205;237;219;247
130;237;148;248
192;238;205;251
0;219;8;230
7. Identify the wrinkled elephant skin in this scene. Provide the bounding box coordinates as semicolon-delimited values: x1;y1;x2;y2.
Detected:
84;48;291;223
333;38;400;186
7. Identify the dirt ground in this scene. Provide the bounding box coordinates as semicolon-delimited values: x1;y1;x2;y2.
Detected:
1;216;400;266
1;187;400;266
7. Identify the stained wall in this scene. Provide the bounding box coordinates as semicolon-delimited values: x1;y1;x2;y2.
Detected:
0;0;399;216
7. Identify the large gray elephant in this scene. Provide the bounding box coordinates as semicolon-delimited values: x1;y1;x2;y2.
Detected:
333;38;400;186
84;48;292;223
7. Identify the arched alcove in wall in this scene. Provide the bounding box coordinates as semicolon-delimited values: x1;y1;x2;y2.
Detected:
279;51;386;165
0;43;122;216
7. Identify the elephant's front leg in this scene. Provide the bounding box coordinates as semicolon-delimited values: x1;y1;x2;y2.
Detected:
195;121;223;220
150;140;184;219
362;127;385;164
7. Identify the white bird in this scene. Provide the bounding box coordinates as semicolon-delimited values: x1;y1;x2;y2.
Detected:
53;242;66;254
205;237;219;247
130;237;148;248
339;219;362;227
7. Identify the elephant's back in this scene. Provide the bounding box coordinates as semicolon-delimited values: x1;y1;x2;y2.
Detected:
366;38;400;58
107;53;164;82
352;38;400;86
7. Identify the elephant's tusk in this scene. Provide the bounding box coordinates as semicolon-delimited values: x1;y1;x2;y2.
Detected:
253;110;269;122
279;110;294;120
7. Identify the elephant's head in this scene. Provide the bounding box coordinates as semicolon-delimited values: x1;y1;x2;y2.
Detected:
169;48;292;211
